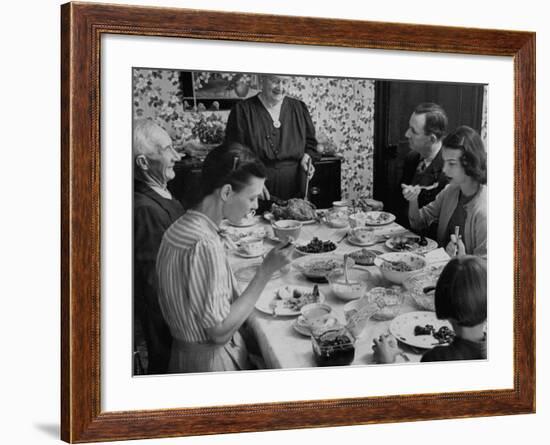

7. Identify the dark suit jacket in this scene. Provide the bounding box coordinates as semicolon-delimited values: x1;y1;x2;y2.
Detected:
398;149;448;233
134;181;184;373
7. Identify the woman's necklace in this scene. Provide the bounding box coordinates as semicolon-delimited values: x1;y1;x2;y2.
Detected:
259;94;283;128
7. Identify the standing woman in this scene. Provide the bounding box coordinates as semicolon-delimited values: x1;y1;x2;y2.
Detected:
402;126;487;257
156;143;294;373
224;74;317;201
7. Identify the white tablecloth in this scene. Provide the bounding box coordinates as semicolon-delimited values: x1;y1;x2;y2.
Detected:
227;219;448;369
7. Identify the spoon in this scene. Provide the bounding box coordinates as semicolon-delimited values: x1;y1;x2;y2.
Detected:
343;254;350;284
304;157;312;201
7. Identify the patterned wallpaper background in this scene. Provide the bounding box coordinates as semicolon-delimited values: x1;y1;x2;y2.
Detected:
133;69;487;201
133;69;375;200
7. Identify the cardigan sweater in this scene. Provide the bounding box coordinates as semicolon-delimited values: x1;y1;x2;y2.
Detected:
409;184;487;256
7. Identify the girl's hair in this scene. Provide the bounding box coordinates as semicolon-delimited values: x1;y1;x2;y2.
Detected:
199;142;267;200
442;125;487;184
435;255;487;327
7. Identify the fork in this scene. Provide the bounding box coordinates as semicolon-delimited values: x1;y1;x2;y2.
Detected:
418;182;439;191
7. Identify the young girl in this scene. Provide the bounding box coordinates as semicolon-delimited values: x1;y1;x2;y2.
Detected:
156;142;294;373
402;126;487;257
373;255;487;363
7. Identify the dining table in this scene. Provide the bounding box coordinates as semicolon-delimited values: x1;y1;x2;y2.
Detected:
224;214;450;370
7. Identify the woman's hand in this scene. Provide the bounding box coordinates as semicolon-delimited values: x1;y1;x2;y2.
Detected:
372;334;401;364
445;234;466;257
260;242;294;276
401;183;421;202
301;153;315;179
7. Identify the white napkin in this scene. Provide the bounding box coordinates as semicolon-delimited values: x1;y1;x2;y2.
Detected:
424;247;451;265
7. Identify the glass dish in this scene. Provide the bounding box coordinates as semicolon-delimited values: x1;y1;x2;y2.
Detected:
311;327;356;367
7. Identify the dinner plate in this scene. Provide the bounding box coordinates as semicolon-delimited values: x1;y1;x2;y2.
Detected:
385;236;438;254
226;216;261;228
255;285;326;316
295;245;337;256
292;318;313;336
363;211;396;226
234;263;281;282
233;247;269;258
292;315;340;336
347;235;382;247
389;311;454;349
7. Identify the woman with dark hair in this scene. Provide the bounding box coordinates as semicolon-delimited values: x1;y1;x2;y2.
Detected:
156;143;294;373
402;126;487;257
373;255;487;363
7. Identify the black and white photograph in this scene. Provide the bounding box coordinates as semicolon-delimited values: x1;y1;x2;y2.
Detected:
132;68;488;375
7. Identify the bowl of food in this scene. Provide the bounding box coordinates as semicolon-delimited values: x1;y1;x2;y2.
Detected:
271;219;302;242
348;227;378;246
300;303;333;330
292;254;345;282
364;211;396;226
326;267;369;301
325;208;349;228
365;286;405;320
296;237;337;255
374;252;427;284
311;327;356;367
347;248;382;266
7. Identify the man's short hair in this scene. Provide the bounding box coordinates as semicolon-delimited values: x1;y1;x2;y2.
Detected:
133;119;167;159
414;102;448;140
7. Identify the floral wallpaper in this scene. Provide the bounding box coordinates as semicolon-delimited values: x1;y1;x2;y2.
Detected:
133;69;375;201
284;76;375;200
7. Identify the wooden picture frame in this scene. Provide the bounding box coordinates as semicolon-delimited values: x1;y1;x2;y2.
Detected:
61;2;535;442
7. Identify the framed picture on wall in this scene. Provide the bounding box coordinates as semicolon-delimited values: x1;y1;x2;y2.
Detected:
61;2;535;442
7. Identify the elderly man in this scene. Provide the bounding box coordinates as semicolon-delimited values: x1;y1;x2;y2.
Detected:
399;103;449;236
134;119;184;374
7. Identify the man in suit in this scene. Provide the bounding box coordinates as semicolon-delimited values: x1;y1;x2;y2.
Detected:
134;119;185;374
399;103;449;238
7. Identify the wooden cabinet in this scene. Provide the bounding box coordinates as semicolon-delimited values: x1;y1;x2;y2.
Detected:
307;156;342;209
168;156;342;210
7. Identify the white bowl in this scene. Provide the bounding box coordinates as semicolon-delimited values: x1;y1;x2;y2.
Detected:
239;236;264;256
326;268;369;301
374;252;427;284
348;212;368;228
349;227;377;245
271;219;302;242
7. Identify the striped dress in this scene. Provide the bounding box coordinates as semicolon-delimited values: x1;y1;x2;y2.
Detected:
156;210;250;373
